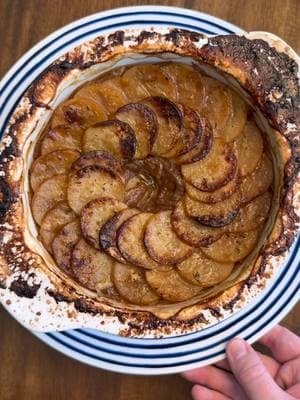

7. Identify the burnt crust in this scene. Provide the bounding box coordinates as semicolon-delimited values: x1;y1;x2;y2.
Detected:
0;28;299;336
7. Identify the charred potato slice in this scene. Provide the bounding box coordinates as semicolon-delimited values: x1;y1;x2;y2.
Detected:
234;120;264;177
113;262;159;305
227;191;271;233
171;201;224;246
240;154;273;203
201;230;259;263
177;250;234;287
52;220;81;274
181;139;237;192
117;212;167;269
40;202;76;253
67;165;124;214
143;96;183;155
71;150;123;178
72;238;114;292
99;208;139;263
184;191;241;227
30;149;80;191
32;174;68;225
144;211;193;265
40;126;82;155
83;119;136;161
80;197;127;249
115;103;157;159
145;269;200;302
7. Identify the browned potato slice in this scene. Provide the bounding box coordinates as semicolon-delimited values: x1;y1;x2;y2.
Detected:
72;238;114;291
51;97;107;128
83;120;136;161
30;149;80;191
32;174;68;225
181;139;237;191
120;76;150;102
177;250;234;287
71;150;123;178
40;126;82;155
174;117;213;164
240;154;273;203
113;262;159;305
227;191;271;232
144;211;193;265
115;103;157;158
145;269;200;302
201;230;259;262
74;83;110;111
185;168;241;204
67;165;124;214
80;197;127;249
52;220;81;274
184;191;241;227
40;202;76;252
222;89;248;142
143;97;183;155
234;120;264;177
161;63;205;112
117;212;167;269
171;201;224;246
163;105;202;159
90;78;128;114
99;208;139;263
122;64;177;101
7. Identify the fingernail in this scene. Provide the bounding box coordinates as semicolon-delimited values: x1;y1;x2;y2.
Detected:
227;338;248;360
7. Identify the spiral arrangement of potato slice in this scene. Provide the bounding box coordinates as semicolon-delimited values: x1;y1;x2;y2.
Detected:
30;62;273;305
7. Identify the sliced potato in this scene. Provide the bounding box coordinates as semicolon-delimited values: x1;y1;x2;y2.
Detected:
144;211;193;264
80;197;127;249
83;120;136;161
185;168;241;204
117;212;167;269
52;220;81;274
163;105;202;159
51;97;107;128
72;238;114;291
145;269;200;302
227;191;271;232
120;76;150;102
184;191;241;227
171;201;224;246
113;262;159;305
177;250;234;287
143;96;183;155
100;208;139;263
160;63;205;112
234;120;264;177
32;174;68;225
71;150;123;177
174;117;213;164
74;82;110;111
40;126;82;155
240;154;273;203
40;202;76;252
115;103;157;158
201;230;259;262
67;165;124;214
181;139;237;191
122;64;177;101
90;78;128;114
222;89;248;142
30;149;80;191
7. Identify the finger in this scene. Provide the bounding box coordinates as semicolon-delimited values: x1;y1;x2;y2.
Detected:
287;383;300;397
192;385;231;400
183;366;247;399
226;338;285;400
260;325;300;363
276;358;300;389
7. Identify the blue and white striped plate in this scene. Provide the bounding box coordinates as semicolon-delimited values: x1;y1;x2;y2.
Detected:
1;6;299;375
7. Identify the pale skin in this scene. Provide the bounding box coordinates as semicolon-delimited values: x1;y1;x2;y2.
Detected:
182;325;300;399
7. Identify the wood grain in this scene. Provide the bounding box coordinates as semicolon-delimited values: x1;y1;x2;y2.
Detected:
0;1;299;399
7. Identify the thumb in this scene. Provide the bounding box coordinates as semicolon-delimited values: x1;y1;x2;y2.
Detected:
226;338;288;400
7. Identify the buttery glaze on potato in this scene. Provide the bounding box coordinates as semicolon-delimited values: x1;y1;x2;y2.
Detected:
30;62;274;306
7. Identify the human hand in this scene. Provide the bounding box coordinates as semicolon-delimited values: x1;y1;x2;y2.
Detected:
182;325;300;399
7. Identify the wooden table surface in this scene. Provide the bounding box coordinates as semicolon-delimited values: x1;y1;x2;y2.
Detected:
0;1;299;399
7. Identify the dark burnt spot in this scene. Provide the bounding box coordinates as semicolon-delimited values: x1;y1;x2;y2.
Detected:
108;30;125;46
136;31;158;45
10;277;40;298
196;208;239;228
0;280;6;289
208;307;223;318
165;29;204;44
74;298;98;315
0;179;15;222
47;289;73;304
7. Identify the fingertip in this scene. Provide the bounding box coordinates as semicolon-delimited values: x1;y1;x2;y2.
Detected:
226;337;249;360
